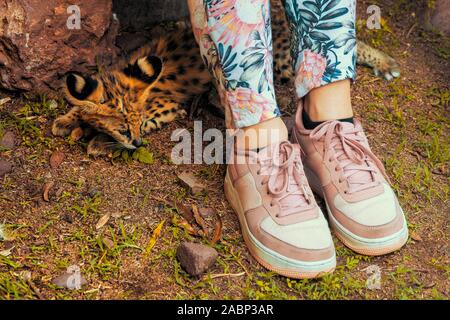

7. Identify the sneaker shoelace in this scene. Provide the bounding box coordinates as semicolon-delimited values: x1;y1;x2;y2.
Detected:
310;121;389;194
253;141;314;217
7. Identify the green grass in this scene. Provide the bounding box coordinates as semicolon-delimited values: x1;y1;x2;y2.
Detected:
70;194;102;219
0;272;36;300
389;265;424;300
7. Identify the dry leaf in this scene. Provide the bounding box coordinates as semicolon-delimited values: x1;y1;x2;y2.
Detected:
172;215;199;236
103;236;115;250
177;171;206;194
49;150;65;169
0;246;14;257
70;127;84;141
192;204;208;235
95;213;110;230
42;181;54;202
144;220;165;256
210;214;223;245
410;231;423;242
174;200;194;222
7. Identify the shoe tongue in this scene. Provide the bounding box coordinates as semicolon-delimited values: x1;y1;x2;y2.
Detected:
334;122;374;189
258;142;310;215
338;120;357;132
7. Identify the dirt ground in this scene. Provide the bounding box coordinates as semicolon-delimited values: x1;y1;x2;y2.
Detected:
0;0;449;300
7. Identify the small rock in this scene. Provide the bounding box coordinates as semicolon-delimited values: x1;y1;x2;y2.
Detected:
198;207;215;218
61;213;74;224
155;203;165;214
48;100;58;110
178;171;206;194
87;188;101;198
49;150;65;169
0;160;12;177
176;241;218;276
55;187;65;199
0;131;16;149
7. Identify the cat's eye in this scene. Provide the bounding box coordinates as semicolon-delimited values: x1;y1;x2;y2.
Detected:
120;130;132;140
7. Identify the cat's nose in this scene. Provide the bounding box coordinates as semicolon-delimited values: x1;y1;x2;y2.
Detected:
132;138;142;147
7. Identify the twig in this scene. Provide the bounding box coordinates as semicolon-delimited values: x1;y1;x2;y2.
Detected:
148;194;174;207
207;272;246;280
406;23;417;38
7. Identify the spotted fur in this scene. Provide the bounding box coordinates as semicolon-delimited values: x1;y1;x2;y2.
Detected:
52;26;211;155
53;2;400;156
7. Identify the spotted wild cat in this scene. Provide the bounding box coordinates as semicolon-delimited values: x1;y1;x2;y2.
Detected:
53;2;400;156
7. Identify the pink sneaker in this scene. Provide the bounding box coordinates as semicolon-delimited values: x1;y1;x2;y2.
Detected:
292;106;408;256
224;141;336;278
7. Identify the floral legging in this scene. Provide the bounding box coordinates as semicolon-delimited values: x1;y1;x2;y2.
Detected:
188;0;356;128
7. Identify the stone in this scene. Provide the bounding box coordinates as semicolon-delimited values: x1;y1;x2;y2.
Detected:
0;0;119;94
430;0;450;34
178;171;206;194
0;160;12;177
49;150;65;169
176;241;218;276
0;131;16;149
198;207;215;218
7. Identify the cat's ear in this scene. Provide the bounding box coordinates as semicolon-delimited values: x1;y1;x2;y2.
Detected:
64;72;104;105
123;55;163;85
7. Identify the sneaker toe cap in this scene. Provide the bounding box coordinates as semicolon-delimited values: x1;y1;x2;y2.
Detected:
260;210;333;250
334;183;399;227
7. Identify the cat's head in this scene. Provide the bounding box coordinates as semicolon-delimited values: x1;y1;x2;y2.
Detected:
64;54;162;149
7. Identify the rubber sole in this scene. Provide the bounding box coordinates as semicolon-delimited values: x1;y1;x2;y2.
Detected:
224;171;336;279
304;167;409;256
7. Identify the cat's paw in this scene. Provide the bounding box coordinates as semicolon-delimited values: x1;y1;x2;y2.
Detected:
52;117;76;137
373;56;401;81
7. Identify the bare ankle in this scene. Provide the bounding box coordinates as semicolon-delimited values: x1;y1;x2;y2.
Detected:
303;79;353;121
236;117;288;150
